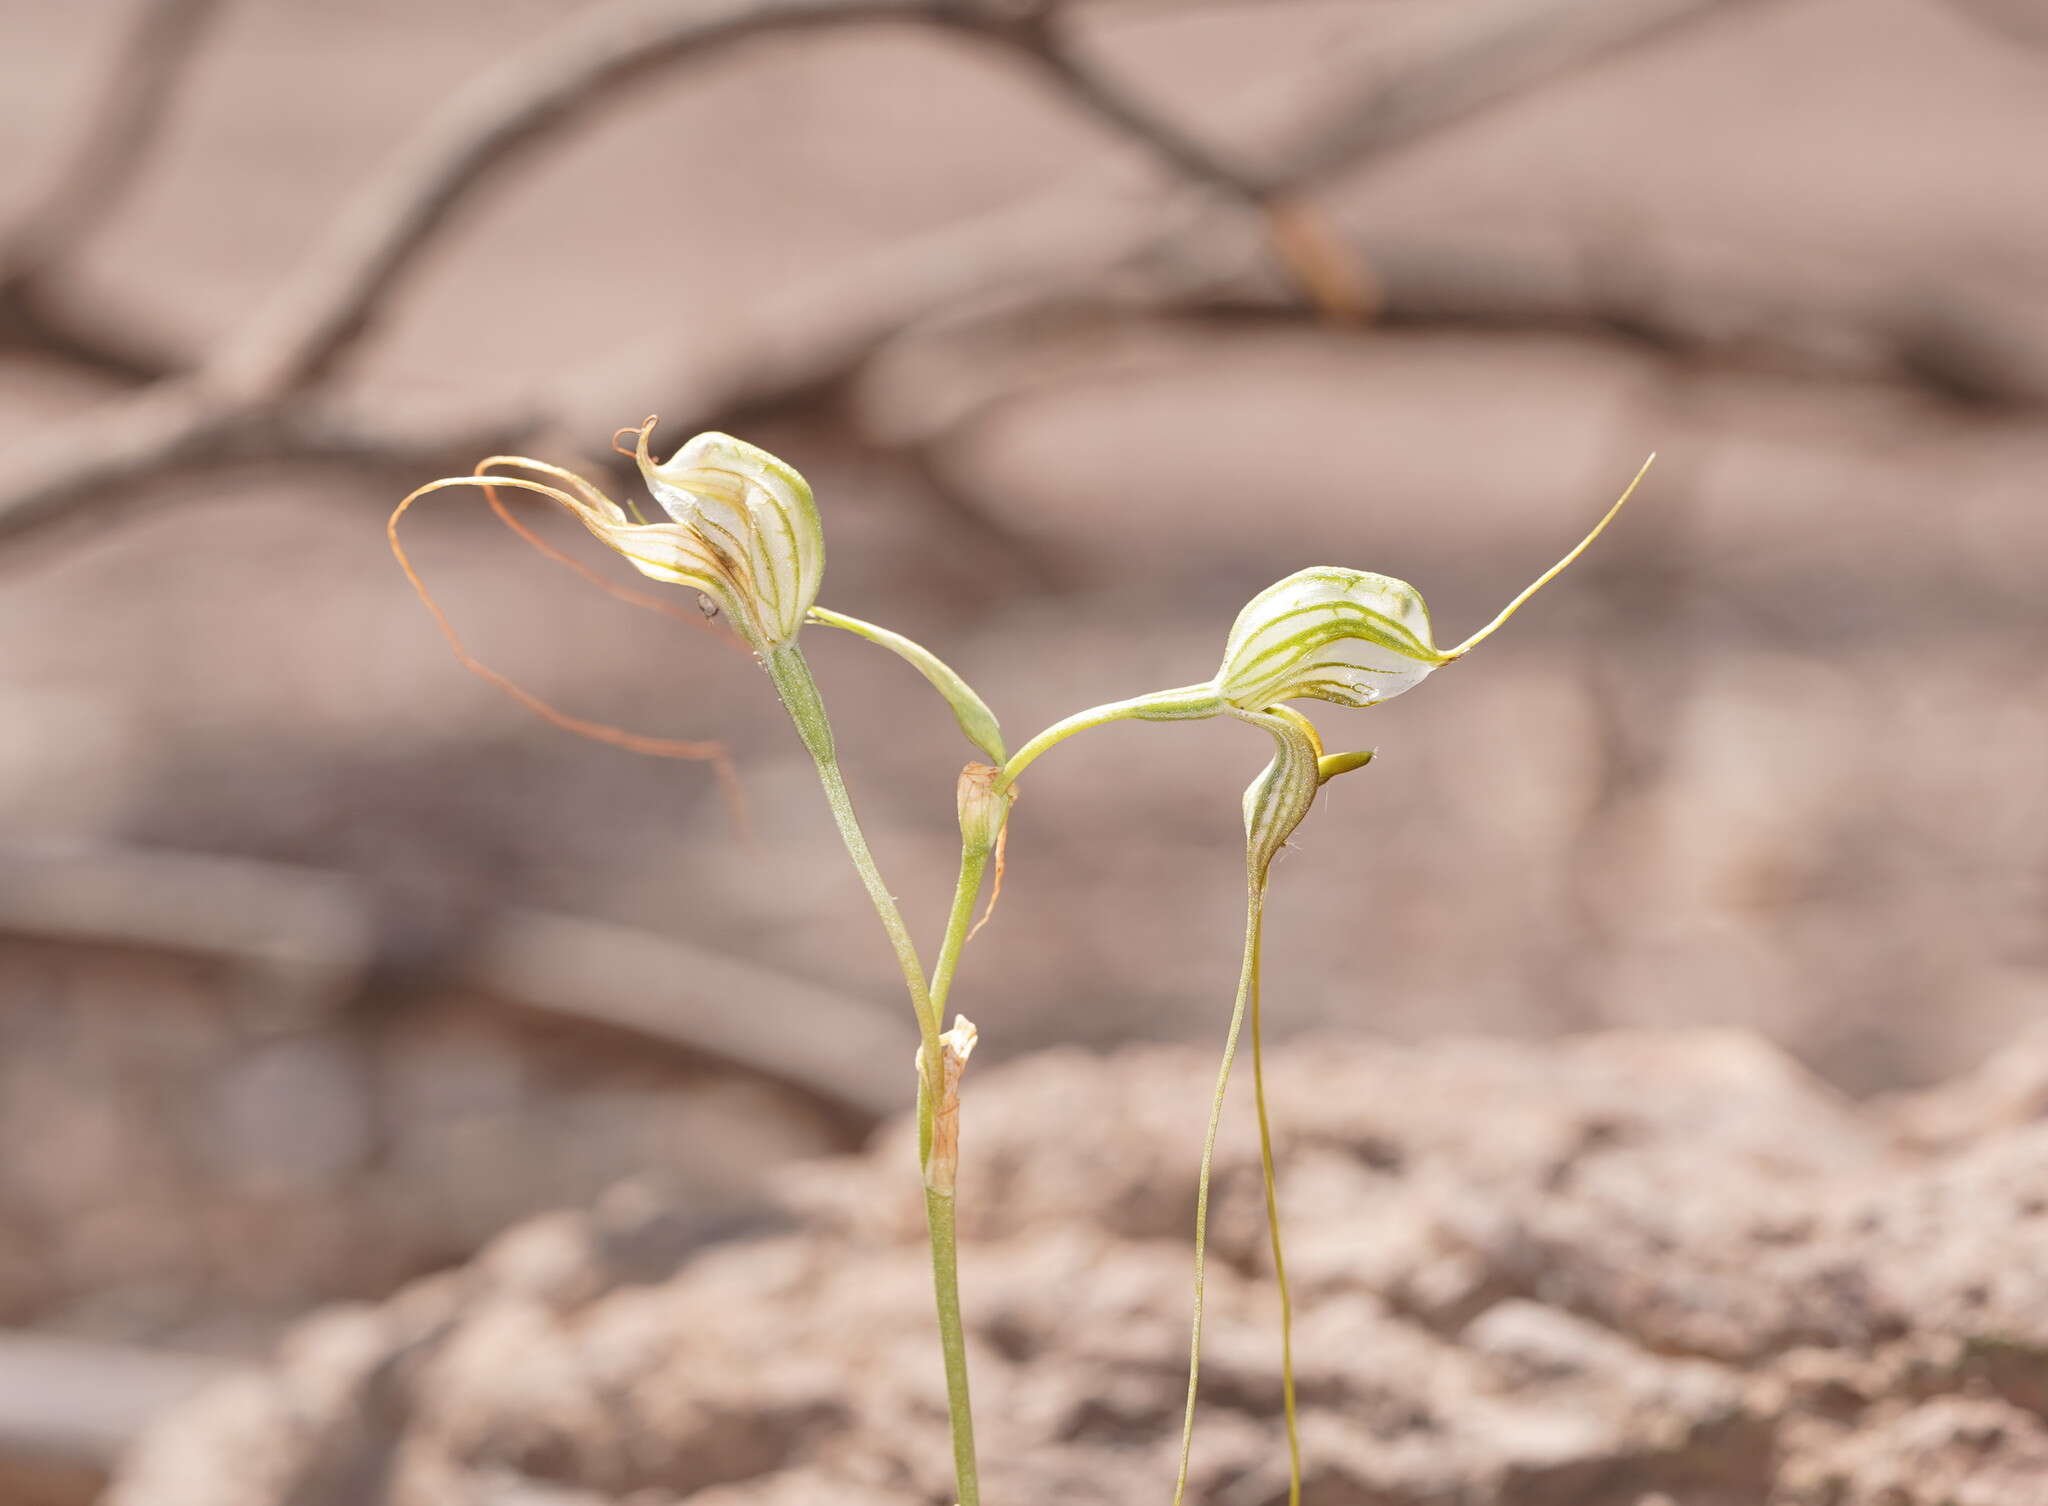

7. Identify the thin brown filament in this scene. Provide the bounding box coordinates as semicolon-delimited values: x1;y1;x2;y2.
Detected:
629;415;666;492
472;460;740;646
605;425;656;523
611;422;651;459
964;809;1010;943
388;476;746;822
475;451;616;516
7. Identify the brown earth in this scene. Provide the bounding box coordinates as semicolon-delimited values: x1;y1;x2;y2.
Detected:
110;1025;2048;1506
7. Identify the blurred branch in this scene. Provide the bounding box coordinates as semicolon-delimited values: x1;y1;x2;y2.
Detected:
0;284;180;389
1201;235;2048;404
1;0;223;279
846;224;2048;457
1273;0;1764;187
0;0;938;548
0;845;906;1122
0;0;1780;555
471;907;906;1120
543;0;1788;453
955;1;1382;319
0;0;224;383
204;0;947;402
0;0;1142;549
1936;0;2048;51
972;3;1279;201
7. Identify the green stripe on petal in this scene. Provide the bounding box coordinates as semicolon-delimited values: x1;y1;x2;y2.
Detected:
1216;567;1449;712
635;426;825;650
1236;705;1326;881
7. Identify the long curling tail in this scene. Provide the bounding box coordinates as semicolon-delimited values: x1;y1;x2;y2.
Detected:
387;475;744;824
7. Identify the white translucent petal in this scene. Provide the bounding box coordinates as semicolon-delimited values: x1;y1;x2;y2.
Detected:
1217;566;1444;710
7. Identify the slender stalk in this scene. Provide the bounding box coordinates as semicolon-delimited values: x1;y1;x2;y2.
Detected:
925;1183;977;1503
1229;703;1321;1501
1171;878;1263;1506
921;838;994;1503
763;644;939;1047
995;684;1219;793
761;641;980;1506
1249;925;1302;1505
931;843;993;1022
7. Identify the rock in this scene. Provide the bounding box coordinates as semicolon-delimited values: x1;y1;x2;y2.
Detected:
108;1031;2048;1505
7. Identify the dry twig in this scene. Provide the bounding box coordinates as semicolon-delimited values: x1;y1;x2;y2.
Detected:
0;0;224;383
0;0;1775;553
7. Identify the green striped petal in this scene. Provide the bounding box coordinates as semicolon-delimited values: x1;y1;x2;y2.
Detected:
1216;567;1449;712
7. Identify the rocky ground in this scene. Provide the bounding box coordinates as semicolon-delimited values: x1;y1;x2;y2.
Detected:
108;1025;2048;1506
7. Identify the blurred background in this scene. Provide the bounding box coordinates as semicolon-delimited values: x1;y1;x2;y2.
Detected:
1;0;2044;1498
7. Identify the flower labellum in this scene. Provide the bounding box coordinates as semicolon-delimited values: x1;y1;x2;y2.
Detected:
1238;705;1325;880
1237;705;1375;879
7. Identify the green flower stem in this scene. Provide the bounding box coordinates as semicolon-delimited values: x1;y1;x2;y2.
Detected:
921;835;999;1506
996;706;1132;790
995;684;1220;793
930;842;994;1026
926;1182;977;1505
917;836;996;1506
761;642;980;1506
1172;877;1264;1506
762;645;941;1050
1249;915;1302;1506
